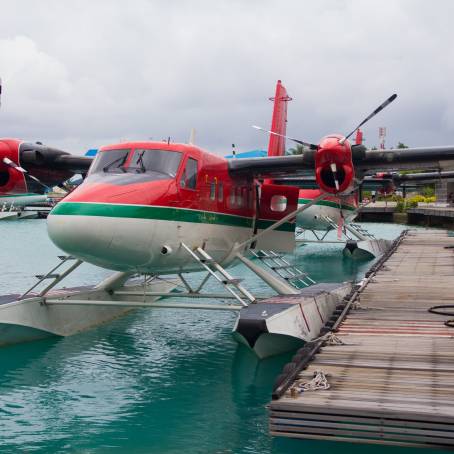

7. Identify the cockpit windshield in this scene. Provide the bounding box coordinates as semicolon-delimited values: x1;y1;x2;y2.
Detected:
128;149;182;178
89;148;183;181
89;149;130;174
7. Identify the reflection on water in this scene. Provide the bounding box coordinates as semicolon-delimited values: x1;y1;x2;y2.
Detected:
0;220;425;453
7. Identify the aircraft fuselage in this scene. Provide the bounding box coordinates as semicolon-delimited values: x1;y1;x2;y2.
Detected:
47;142;297;274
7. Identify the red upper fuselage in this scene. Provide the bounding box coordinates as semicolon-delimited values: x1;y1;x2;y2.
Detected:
63;141;256;218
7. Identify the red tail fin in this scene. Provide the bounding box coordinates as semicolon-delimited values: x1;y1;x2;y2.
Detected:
267;80;292;157
355;128;363;145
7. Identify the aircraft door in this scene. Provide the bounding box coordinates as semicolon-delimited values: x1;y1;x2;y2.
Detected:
178;156;199;208
254;183;299;252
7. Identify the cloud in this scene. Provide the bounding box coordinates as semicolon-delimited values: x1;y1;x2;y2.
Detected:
0;0;453;154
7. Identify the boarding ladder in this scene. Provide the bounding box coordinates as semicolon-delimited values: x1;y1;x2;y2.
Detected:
250;249;315;290
323;216;375;241
20;255;83;300
349;223;375;239
181;243;255;306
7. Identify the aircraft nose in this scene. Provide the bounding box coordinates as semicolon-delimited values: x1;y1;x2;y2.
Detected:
47;202;155;271
47;208;116;267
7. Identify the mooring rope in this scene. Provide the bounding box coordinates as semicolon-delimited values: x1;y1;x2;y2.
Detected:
428;304;454;328
297;370;330;392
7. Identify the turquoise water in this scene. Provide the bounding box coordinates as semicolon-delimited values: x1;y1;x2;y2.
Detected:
0;220;422;453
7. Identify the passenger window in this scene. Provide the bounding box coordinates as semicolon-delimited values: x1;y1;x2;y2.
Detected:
180;158;198;189
218;182;224;202
236;187;243;208
210;180;216;200
229;187;236;208
270;195;288;212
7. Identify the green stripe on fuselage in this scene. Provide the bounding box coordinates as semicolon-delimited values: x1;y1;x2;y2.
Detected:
50;202;295;232
298;198;356;211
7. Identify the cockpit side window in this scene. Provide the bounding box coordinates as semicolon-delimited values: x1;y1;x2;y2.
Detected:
180;157;198;189
89;149;131;174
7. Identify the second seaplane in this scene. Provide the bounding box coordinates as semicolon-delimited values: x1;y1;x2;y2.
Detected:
2;84;454;357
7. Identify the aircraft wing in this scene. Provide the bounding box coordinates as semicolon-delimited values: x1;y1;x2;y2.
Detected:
20;142;93;174
53;155;94;174
393;170;454;183
228;146;454;179
228;154;316;178
357;146;454;173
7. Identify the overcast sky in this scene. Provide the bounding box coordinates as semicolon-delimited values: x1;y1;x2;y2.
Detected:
1;0;454;155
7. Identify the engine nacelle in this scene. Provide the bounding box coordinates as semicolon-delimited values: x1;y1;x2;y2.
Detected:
374;173;396;195
0;138;27;194
315;135;355;194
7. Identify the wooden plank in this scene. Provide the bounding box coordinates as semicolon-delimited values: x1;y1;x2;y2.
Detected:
270;229;454;449
269;431;452;449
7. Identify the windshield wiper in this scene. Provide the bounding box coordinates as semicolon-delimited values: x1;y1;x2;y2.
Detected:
135;151;146;173
103;155;128;172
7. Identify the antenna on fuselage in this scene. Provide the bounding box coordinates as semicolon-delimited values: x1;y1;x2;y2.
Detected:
232;143;236;158
189;128;196;145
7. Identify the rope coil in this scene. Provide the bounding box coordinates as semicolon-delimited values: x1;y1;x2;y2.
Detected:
298;370;330;392
323;332;345;346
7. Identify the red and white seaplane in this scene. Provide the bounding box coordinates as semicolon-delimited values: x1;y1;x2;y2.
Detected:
254;80;454;257
1;81;454;357
0;79;91;218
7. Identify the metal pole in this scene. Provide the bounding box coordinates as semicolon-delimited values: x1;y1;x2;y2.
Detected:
45;299;244;311
235;253;299;295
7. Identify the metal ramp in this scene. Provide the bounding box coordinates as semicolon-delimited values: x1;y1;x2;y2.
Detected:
181;243;256;306
323;216;375;241
250;250;315;289
20;255;83;299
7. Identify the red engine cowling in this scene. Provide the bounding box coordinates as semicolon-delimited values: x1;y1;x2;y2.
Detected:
374;173;396;195
315;135;355;194
0;139;27;195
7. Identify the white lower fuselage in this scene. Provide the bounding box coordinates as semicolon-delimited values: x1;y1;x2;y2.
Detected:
296;192;357;231
47;202;294;275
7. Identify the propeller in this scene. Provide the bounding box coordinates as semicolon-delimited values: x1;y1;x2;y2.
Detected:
340;94;397;144
252;125;318;150
2;157;50;190
330;163;340;191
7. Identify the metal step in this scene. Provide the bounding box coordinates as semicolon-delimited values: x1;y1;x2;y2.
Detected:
250;249;315;289
181;243;255;306
21;255;83;299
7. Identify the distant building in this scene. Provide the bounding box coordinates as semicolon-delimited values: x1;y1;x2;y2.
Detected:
435;179;454;205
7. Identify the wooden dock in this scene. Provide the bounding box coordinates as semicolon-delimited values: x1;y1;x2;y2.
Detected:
269;229;454;449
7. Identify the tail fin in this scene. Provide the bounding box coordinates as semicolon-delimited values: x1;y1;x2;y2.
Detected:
267;80;292;157
355;128;363;145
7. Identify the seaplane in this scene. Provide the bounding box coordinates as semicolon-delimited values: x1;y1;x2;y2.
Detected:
253;80;454;258
2;80;454;358
0;78;91;218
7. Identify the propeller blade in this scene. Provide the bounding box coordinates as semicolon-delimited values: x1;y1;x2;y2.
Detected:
2;157;50;190
3;157;27;173
337;207;344;240
341;93;397;143
252;125;318;150
330;162;340;191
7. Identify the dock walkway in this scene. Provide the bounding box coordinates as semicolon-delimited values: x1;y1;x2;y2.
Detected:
269;229;454;449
